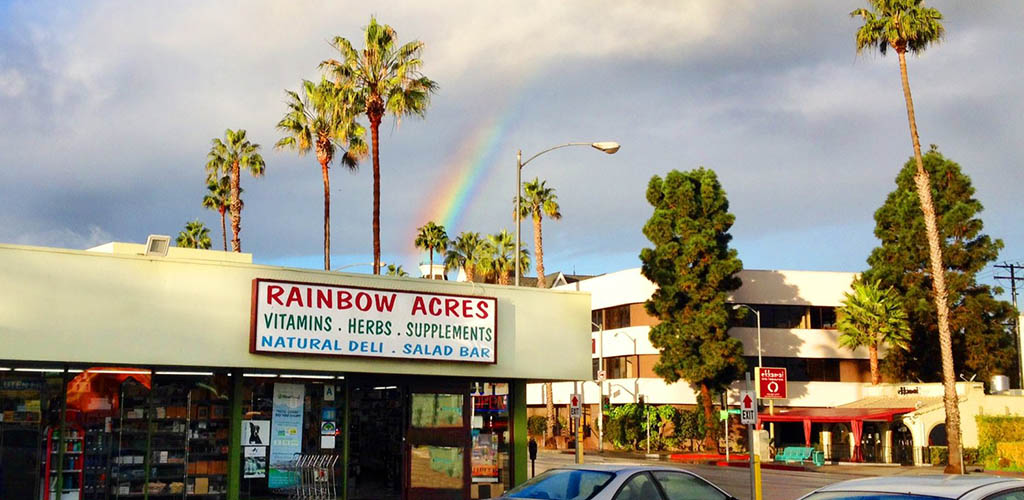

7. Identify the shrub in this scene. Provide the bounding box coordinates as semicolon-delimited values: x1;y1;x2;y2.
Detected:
930;446;948;466
996;442;1024;470
527;415;547;437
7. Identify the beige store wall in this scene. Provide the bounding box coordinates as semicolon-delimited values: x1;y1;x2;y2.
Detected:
0;243;591;381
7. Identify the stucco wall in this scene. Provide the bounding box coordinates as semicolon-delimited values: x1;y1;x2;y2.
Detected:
0;243;591;381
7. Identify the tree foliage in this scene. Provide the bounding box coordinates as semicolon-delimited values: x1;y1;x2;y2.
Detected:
204;128;265;253
445;231;486;282
414;221;448;279
515;178;561;287
863;147;1017;384
176;219;212;250
639;168;745;447
837;279;911;384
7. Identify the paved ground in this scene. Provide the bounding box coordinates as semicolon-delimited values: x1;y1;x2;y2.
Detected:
531;450;959;500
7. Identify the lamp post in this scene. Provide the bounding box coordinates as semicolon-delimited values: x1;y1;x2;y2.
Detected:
335;261;388;272
514;142;619;286
732;304;762;368
612;330;639;404
593;321;604;453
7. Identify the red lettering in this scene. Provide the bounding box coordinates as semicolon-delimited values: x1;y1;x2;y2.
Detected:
429;297;443;316
316;289;332;309
355;292;372;312
412;296;427;316
337;291;353;310
462;300;473;318
445;298;459;317
267;285;285;305
306;287;312;308
375;293;397;312
285;286;303;307
476;300;490;319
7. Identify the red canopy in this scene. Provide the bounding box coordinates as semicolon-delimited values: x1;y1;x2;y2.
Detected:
756;407;914;461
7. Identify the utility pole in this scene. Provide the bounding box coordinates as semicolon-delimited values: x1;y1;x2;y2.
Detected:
996;262;1024;388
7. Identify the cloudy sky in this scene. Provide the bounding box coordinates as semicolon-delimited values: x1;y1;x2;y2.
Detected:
1;1;1022;288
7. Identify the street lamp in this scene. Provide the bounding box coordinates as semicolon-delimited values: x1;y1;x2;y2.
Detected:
513;142;619;286
335;262;388;272
612;330;639;404
593;321;604;453
732;304;762;368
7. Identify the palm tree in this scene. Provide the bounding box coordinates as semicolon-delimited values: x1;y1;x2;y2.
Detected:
176;220;212;249
204;129;265;253
414;221;448;279
516;178;561;288
385;264;409;277
480;230;530;286
276;79;367;270
837;280;911;385
321;17;438;275
201;176;236;251
445;231;485;282
851;0;962;473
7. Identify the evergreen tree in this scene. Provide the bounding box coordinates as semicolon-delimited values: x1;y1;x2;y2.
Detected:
836;280;911;385
639;168;745;449
863;147;1017;386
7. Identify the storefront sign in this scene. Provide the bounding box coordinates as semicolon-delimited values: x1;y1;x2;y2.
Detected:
268;383;304;488
250;279;498;363
757;367;787;399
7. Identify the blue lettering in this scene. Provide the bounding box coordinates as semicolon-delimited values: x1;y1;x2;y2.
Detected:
350;341;359;352
273;336;286;348
403;343;412;354
261;336;273;347
296;338;308;349
310;338;321;350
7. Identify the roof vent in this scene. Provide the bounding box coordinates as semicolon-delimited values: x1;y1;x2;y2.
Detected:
990;375;1010;394
144;235;171;257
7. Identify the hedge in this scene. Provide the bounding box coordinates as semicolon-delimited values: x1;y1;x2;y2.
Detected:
527;415;547;436
996;442;1024;470
977;416;1024;466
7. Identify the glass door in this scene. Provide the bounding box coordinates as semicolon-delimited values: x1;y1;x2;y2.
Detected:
406;381;470;500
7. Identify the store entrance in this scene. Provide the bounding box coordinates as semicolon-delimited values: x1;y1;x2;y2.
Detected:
348;382;404;500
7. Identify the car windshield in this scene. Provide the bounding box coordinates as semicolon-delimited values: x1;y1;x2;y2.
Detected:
802;493;951;500
503;469;615;500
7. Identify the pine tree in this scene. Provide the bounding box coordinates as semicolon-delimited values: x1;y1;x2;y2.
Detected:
639;168;745;450
863;147;1017;385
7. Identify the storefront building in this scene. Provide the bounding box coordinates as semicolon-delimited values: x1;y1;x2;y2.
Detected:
0;241;591;499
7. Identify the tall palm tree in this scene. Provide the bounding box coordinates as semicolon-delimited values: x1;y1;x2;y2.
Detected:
176;219;212;249
480;230;530;286
321;17;438;275
837;280;911;385
385;264;409;277
414;221;448;279
275;78;367;270
445;231;485;282
205;129;265;253
850;0;961;473
516;178;561;288
201;176;236;251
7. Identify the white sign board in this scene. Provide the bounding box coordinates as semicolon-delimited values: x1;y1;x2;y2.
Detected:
241;419;270;446
251;279;498;363
570;393;582;419
740;391;756;425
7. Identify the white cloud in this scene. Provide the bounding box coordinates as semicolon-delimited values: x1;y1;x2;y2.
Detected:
0;68;26;97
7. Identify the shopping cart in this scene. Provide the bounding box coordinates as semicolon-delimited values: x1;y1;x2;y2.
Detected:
271;454;340;500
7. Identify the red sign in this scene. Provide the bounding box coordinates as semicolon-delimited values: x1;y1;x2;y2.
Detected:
758;367;787;399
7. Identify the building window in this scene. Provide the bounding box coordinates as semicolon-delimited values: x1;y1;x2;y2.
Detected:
603;305;631;330
746;357;840;382
605;356;634;379
810;306;837;329
591;310;603;332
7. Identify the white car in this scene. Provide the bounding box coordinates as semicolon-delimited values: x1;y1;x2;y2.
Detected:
497;464;737;500
798;475;1024;500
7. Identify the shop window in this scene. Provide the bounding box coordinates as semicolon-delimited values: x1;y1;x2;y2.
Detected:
0;368;64;500
471;383;510;499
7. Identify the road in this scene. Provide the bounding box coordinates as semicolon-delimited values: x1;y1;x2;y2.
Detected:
531;451;866;500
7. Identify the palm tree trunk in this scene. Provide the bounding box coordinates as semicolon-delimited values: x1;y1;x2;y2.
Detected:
321;158;331;271
499;270;510;286
370;115;382;275
534;213;545;288
219;208;227;252
465;265;475;283
700;384;716;451
898;49;962;474
429;248;434;279
869;344;880;385
545;382;555;443
230;160;241;252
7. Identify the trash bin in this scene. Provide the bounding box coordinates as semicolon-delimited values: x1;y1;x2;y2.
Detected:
812;450;825;467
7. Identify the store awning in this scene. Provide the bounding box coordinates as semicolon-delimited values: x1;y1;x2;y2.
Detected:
757;407;914;461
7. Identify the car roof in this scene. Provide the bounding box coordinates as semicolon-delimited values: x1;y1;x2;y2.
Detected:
812;475;1024;498
547;464;696;473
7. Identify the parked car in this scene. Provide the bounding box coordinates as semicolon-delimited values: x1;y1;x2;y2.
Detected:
798;475;1024;500
496;464;737;500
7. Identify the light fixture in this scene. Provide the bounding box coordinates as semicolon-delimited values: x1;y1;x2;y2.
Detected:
283;374;335;380
243;373;279;378
372;386;398;390
86;369;152;375
14;368;64;373
154;371;214;376
591;142;621;154
144;235;171;257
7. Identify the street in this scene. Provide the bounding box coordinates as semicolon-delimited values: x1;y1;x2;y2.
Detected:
532;450;891;500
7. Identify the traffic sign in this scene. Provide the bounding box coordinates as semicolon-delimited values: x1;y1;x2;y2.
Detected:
570;393;582;419
597;370;606;382
757;367;787;399
740;390;756;425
